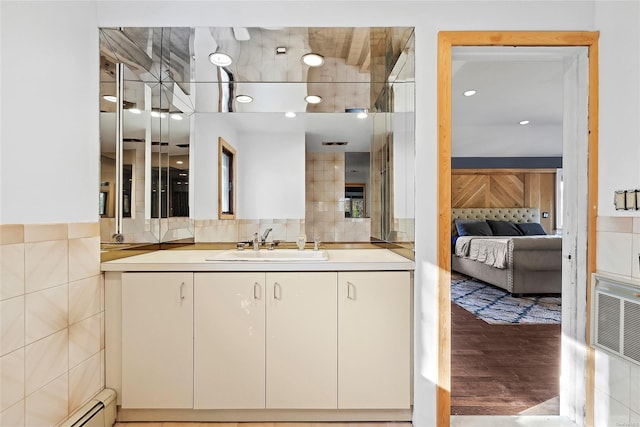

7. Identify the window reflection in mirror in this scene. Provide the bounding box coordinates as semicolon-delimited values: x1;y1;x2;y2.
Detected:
218;137;236;219
345;152;370;218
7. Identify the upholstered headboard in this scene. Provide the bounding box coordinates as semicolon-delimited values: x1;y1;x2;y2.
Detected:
451;207;541;234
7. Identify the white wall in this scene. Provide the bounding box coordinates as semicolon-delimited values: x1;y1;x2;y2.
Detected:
192;114;237;219
393;111;415;219
595;1;640;217
3;2;640;426
0;1;99;224
192;115;305;220
236;131;306;219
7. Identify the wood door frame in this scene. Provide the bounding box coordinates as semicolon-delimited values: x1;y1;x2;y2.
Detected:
437;31;599;427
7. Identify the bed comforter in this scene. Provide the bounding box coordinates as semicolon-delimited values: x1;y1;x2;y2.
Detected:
452;235;562;295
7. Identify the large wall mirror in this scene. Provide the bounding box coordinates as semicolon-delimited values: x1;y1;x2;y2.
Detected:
99;27;414;249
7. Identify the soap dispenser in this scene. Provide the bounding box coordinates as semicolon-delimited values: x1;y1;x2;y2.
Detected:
253;232;260;251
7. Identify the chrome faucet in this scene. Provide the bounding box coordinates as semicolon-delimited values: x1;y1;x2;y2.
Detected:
260;227;273;245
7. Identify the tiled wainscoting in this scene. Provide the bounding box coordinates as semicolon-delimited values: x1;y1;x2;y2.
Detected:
0;223;104;426
594;216;640;426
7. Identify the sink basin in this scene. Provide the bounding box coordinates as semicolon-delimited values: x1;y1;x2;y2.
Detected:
206;249;329;262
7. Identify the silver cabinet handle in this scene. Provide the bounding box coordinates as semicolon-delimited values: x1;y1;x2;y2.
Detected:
253;282;261;300
274;282;282;300
347;281;356;300
179;282;185;300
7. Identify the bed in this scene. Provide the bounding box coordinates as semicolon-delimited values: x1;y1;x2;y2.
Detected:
451;207;562;295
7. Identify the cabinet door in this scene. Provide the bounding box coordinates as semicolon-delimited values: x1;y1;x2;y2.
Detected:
266;272;337;409
121;272;193;408
338;271;411;409
193;272;266;409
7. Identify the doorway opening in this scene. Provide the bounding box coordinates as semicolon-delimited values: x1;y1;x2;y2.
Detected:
450;46;568;416
437;31;599;427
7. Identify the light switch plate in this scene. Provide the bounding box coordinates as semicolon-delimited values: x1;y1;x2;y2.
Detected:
626;190;637;210
614;190;626;210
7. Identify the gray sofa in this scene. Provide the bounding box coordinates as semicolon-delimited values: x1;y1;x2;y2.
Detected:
451;208;563;295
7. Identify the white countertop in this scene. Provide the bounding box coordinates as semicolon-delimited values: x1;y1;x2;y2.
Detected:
101;249;415;272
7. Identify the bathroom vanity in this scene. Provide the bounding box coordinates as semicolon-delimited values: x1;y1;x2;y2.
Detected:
102;248;414;422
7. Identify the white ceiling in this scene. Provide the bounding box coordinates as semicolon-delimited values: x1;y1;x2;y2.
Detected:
451;46;573;158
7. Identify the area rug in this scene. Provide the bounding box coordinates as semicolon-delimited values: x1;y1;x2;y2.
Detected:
450;275;561;325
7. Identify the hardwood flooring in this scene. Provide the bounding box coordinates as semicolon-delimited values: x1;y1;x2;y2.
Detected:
451;301;561;415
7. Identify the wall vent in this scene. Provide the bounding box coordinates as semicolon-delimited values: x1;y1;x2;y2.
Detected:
592;275;640;366
322;141;348;146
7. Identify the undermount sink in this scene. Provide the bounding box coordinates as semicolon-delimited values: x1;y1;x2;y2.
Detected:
206;249;329;262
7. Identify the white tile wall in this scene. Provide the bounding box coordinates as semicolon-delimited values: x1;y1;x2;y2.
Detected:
0;222;104;426
1;349;24;411
25;329;68;395
594;387;630;427
594;215;640;427
25;284;68;345
0;400;24;427
1;296;24;356
0;244;25;300
25;373;69;427
596;231;633;276
633;233;640;279
595;350;630;407
24;240;69;294
631;363;640;414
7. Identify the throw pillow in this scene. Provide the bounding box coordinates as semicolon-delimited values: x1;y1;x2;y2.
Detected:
487;220;523;236
516;222;547;236
454;219;493;236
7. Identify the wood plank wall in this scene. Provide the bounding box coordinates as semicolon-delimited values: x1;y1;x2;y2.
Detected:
451;168;557;233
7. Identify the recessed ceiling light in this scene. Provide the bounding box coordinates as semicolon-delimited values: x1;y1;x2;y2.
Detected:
150;111;166;118
128;108;141;114
305;95;322;104
285;112;296;118
463;90;477;97
176;160;184;165
103;95;117;102
235;95;253;103
276;47;287;55
302;53;325;67
519;120;530;125
208;52;233;67
170;113;183;120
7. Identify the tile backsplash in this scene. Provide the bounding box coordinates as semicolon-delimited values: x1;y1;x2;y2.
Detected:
306;152;371;242
596;216;640;279
0;223;104;427
194;152;371;243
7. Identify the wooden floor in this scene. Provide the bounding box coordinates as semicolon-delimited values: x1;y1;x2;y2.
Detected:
451;301;561;415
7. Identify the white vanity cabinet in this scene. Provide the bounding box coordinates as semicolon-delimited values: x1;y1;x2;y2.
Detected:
338;271;412;409
103;249;415;421
265;272;337;409
121;272;194;409
193;271;337;409
193;272;266;409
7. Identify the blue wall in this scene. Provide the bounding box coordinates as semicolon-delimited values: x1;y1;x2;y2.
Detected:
452;157;562;169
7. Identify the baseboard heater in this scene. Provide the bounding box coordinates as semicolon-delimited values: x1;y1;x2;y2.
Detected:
592;274;640;366
57;389;116;427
